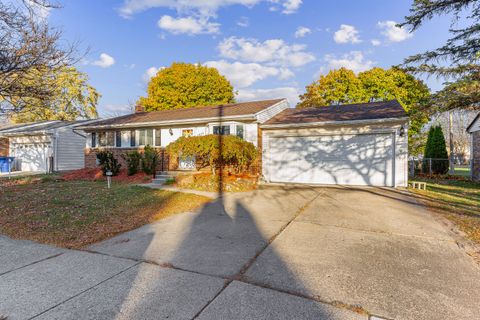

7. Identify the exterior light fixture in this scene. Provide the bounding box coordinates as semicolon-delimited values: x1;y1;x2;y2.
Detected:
399;125;405;137
169;128;173;136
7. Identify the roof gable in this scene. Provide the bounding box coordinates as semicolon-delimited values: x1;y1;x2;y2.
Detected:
467;112;480;133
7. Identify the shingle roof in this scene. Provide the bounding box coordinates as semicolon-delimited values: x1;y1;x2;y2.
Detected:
80;99;285;129
263;100;407;126
0;120;94;135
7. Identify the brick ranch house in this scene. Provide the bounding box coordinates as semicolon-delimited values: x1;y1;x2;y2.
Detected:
78;98;410;187
467;113;480;181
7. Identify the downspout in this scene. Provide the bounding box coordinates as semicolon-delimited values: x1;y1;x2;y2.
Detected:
53;131;58;172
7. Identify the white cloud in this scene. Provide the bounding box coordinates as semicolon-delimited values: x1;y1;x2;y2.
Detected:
102;104;132;116
323;51;375;73
205;60;293;88
92;53;115;68
142;66;164;83
269;0;302;14
237;16;250;27
218;37;315;67
237;87;300;105
119;0;301;17
158;15;219;35
334;24;361;44
377;20;413;42
371;39;381;46
295;26;311;38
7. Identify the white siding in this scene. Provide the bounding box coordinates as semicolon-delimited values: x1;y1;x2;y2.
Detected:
245;123;258;146
161;125;208;147
255;100;289;123
55;126;86;171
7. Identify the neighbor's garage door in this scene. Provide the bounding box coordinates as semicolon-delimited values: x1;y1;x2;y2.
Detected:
263;133;394;186
13;143;49;172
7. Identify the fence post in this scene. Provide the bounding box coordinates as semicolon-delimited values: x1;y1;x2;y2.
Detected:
429;158;432;175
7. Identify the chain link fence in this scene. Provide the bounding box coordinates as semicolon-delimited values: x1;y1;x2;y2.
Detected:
409;157;473;178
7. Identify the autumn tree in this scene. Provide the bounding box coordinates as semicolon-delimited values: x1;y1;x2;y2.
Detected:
297;68;362;108
297;67;431;154
138;63;235;111
11;66;100;123
0;0;78;115
400;0;480;112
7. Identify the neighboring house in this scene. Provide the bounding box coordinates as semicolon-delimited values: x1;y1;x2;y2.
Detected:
79;99;409;187
0;120;97;172
466;113;480;181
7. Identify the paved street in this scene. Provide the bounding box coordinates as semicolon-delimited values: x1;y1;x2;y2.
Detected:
1;186;479;319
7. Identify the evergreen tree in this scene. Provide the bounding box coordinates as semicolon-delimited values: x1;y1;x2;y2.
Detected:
424;125;449;174
401;0;480;112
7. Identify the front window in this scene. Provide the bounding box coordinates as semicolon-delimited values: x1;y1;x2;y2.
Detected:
91;132;96;148
182;129;193;137
236;124;244;139
115;131;122;147
107;131;115;146
130;130;136;147
155;128;161;146
97;132;115;147
213;125;230;135
98;132;106;147
138;129;154;146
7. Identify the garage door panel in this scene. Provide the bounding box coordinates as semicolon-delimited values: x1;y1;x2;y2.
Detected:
13;144;49;172
265;134;394;186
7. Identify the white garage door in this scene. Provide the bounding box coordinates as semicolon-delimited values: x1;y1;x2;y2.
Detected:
264;133;394;186
13;143;50;172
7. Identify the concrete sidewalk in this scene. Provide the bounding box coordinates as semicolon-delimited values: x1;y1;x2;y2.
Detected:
1;186;480;320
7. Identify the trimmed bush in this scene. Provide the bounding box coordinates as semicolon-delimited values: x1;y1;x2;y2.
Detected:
166;134;257;174
142;145;159;175
96;151;121;176
423;125;449;174
122;151;142;176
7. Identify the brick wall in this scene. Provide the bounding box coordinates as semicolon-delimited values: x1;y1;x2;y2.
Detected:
473;131;480;181
0;138;8;156
85;147;175;172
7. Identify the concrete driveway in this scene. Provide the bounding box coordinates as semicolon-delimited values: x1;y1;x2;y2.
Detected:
1;186;479;320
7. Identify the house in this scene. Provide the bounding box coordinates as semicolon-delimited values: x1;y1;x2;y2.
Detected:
466;113;480;181
0;120;97;172
79;99;409;187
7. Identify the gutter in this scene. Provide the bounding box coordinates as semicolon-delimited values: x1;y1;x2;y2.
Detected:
75;114;257;131
260;116;409;129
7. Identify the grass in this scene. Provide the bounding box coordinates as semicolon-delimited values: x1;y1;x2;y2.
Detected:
453;166;471;177
0;178;211;248
409;177;480;244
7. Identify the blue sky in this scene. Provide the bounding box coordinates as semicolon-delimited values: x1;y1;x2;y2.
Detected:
48;0;454;116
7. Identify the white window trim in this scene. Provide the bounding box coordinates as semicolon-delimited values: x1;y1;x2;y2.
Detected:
208;121;245;137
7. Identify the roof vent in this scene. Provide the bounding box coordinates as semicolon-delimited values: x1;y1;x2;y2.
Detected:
135;105;145;113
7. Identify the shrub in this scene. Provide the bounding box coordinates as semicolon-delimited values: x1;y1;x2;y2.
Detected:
142;145;159;175
166;134;257;174
423;125;449;174
96;151;121;176
122;151;142;176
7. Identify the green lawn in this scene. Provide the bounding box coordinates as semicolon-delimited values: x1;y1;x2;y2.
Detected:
453;167;471;177
0;177;211;248
409;177;480;244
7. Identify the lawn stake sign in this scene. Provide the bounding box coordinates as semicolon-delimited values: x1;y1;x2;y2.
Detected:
106;171;112;189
